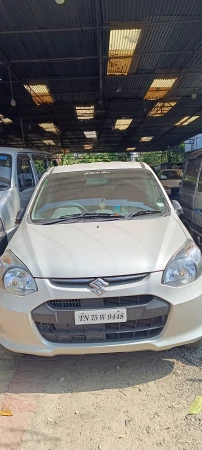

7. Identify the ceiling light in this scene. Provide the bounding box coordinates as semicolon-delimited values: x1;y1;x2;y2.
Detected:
43;140;55;145
39;123;59;133
2;117;12;124
175;116;200;126
24;84;53;105
115;119;132;130
144;78;176;100
0;115;12;124
76;106;94;120
84;131;97;139
84;144;93;150
140;137;153;142
11;98;16;107
148;101;177;117
126;147;136;151
55;0;65;3
107;28;141;75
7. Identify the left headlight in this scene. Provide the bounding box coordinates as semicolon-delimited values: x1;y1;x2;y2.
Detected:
162;239;202;287
0;250;37;296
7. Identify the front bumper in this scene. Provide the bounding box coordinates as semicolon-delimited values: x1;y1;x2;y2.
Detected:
0;272;202;356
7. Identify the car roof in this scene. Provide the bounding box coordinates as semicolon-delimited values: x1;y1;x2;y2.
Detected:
51;161;148;174
0;147;52;156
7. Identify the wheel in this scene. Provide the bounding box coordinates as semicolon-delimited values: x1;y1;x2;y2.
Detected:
185;339;201;349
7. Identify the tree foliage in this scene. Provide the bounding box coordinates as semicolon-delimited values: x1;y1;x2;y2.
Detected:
56;144;185;167
57;152;129;165
140;144;185;167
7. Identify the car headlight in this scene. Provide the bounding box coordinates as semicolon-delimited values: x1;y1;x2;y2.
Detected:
0;249;37;296
162;239;202;287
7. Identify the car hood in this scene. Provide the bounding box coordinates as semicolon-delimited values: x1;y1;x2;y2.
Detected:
10;216;186;278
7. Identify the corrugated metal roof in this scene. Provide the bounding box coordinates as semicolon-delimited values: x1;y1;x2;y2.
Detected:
0;0;96;31
102;0;202;22
0;0;202;152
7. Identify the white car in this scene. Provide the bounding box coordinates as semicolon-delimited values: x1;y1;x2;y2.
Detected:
0;162;201;356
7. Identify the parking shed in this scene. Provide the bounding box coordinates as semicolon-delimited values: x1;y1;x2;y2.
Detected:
1;3;202;450
0;0;201;155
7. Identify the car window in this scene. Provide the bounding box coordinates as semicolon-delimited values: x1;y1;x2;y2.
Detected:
17;155;35;191
0;154;12;190
31;169;169;222
197;164;202;192
32;155;48;179
183;159;199;191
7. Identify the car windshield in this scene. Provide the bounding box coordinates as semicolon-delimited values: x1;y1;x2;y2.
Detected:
31;168;169;223
0;154;12;190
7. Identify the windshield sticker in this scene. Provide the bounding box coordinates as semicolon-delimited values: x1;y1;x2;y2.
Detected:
0;155;8;161
84;171;110;175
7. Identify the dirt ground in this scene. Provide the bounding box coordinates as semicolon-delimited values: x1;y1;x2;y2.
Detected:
0;344;201;450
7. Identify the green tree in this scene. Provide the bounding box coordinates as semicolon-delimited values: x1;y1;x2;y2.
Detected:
58;152;130;165
140;144;185;167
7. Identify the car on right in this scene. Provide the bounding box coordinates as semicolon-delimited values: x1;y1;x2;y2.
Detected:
179;150;202;249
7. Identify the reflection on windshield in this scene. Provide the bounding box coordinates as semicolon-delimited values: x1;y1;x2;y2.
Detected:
0;154;12;190
31;169;168;223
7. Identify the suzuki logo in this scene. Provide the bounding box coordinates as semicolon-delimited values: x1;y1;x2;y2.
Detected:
89;278;109;296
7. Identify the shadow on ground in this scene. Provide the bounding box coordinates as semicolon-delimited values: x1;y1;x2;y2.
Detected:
0;343;201;395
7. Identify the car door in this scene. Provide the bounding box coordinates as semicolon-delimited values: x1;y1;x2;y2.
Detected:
192;157;202;246
179;158;200;229
17;154;36;209
32;154;48;181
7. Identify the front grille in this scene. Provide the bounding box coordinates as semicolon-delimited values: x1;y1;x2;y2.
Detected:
35;316;165;343
49;299;81;309
48;295;152;309
33;295;169;344
49;273;148;287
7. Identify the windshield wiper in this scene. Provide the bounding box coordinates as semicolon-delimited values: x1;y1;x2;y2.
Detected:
42;212;125;225
128;210;162;219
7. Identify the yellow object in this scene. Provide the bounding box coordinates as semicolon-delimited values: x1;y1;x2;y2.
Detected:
188;396;202;415
0;409;13;416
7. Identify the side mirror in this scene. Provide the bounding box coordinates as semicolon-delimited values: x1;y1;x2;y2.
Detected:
16;208;25;225
160;175;167;180
172;200;183;216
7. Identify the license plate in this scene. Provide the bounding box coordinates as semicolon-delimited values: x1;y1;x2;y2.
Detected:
74;308;127;325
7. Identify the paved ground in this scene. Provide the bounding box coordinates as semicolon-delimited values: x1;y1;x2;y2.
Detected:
0;344;201;450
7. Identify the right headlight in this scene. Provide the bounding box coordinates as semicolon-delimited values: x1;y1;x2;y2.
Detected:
0;250;37;296
162;239;202;287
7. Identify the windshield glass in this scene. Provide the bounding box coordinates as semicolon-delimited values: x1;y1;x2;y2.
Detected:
31;169;169;223
0;154;12;190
